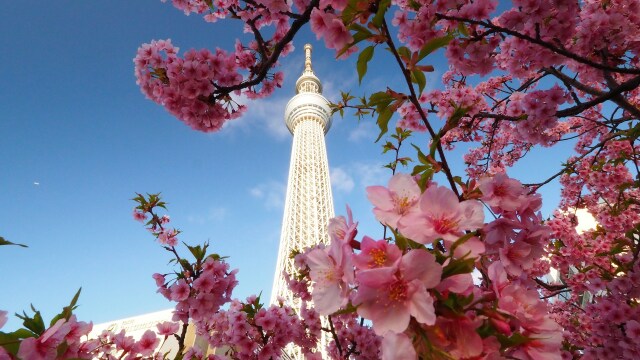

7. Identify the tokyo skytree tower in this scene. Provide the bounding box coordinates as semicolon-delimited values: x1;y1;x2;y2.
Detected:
270;44;334;355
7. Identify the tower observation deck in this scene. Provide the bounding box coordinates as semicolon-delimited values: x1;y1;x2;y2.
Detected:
270;44;335;358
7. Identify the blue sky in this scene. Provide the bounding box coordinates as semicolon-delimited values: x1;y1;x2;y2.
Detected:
0;1;570;331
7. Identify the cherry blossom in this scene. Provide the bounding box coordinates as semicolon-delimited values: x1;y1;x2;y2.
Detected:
354;249;442;335
399;184;484;245
366;172;421;229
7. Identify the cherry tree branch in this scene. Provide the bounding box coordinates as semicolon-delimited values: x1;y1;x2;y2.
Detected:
210;0;319;99
381;18;462;199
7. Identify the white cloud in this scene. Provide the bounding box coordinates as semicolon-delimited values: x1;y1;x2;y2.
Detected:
348;122;377;142
330;167;355;193
222;93;291;141
186;206;228;224
329;162;390;194
249;181;286;210
352;162;389;188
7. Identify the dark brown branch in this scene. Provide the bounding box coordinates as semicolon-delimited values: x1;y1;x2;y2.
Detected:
546;67;640;118
381;18;462;200
534;278;568;291
523;133;620;192
467;74;640;124
555;75;640;118
212;0;320;97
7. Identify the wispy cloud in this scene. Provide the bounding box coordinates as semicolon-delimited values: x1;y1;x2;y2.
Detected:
351;162;389;188
186;206;228;224
330;167;355;193
222;54;300;141
348;121;377;142
224;94;291;141
329;161;389;193
249;181;286;210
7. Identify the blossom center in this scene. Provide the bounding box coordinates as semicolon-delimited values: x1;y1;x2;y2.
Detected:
318;268;338;285
433;217;458;234
369;248;387;268
389;280;408;302
393;194;412;215
493;183;506;197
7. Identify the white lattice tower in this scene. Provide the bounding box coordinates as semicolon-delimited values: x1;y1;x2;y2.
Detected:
271;44;334;359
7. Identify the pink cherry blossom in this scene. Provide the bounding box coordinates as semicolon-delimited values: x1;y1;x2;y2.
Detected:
354;249;442;334
381;332;416;360
478;173;527;213
132;208;146;222
17;319;71;360
399;184;484;244
367;173;421;229
327;206;358;245
169;279;191;301
426;316;483;359
352;236;402;270
305;241;353;315
156;321;180;336
134;330;159;356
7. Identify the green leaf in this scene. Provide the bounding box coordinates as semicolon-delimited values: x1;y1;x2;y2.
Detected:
50;288;82;326
179;259;194;275
497;332;532;348
372;0;391;28
441;256;476;278
15;307;46;336
341;0;360;23
397;46;411;60
332;302;358;316
411;144;429;164
0;236;27;248
457;22;469;37
411;164;429;175
0;329;36;355
438;292;474;314
411;69;427;94
476;321;495;338
429;135;441;158
337;24;373;57
417;169;434;191
418;34;455;62
368;91;393;108
375;108;394;142
448;232;478;257
448;106;469;129
357;46;375;84
185;243;204;262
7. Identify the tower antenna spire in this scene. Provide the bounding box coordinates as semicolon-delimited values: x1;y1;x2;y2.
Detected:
295;44;323;94
304;44;313;74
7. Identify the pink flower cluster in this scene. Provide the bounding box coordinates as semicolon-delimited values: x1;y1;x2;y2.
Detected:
290;174;564;358
368;173;485;256
546;132;640;358
325;313;380;360
9;316;94;360
507;86;570;144
197;297;320;359
481;173;552;277
134;40;247;132
310;9;353;52
154;257;238;325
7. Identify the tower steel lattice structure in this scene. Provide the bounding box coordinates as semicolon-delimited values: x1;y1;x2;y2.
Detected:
270;44;334;358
